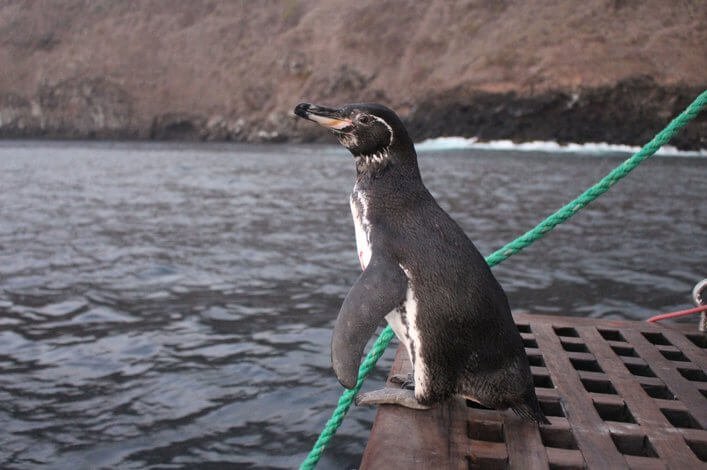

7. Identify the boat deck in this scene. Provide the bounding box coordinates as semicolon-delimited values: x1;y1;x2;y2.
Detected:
359;313;707;469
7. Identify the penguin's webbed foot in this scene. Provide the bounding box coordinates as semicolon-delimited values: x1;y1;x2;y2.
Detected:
355;388;431;410
389;373;415;390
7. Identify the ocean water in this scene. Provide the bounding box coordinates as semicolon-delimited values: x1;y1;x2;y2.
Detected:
0;141;705;469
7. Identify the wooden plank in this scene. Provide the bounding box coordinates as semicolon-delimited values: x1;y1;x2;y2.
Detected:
513;313;696;333
467;440;507;469
624;455;667;470
504;416;548;470
545;447;585;469
532;322;626;468
566;350;599;362
359;347;467;469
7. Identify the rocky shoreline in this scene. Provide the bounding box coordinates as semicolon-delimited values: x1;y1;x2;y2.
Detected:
404;77;706;150
1;76;704;149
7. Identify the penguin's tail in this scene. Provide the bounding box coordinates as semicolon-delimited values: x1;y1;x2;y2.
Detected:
511;389;550;424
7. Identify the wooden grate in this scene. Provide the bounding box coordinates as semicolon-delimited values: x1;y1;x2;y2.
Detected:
359;313;707;469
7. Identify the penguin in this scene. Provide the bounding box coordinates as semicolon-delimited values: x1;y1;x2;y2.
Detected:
294;102;548;423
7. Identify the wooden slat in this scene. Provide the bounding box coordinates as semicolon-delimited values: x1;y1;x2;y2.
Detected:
545;447;585;469
467;440;507;469
513;313;696;333
624;455;668;470
504;417;548;469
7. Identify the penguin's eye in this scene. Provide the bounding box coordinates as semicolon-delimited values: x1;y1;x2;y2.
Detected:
357;115;372;124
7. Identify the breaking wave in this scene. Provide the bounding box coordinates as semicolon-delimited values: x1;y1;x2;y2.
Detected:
416;137;706;157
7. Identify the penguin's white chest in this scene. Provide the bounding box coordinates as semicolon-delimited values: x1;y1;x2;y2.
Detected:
350;191;372;270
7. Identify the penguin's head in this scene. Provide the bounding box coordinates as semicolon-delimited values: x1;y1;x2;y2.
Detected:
294;102;414;170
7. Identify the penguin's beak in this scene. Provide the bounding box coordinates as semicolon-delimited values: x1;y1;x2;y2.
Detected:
294;103;353;131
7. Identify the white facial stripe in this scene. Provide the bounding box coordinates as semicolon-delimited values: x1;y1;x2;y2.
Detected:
370;115;394;147
309;114;352;130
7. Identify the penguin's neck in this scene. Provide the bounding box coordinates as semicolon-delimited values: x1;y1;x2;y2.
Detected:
353;146;423;191
354;149;391;176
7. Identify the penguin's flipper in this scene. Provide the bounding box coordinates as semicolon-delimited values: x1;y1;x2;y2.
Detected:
331;255;407;389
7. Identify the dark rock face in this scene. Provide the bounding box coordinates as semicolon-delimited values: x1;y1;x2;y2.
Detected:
150;113;206;141
405;77;706;149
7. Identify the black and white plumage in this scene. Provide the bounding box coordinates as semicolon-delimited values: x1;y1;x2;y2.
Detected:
294;102;548;423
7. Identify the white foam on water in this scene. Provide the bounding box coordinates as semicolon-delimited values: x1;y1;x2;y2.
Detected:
415;136;707;157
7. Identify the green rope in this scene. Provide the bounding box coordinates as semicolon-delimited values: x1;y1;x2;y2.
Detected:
301;90;707;469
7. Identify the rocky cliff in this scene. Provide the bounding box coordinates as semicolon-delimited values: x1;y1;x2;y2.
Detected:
0;0;705;148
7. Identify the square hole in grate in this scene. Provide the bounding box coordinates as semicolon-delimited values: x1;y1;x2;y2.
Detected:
640;383;676;400
686;333;706;349
523;337;538;348
661;408;703;430
611;345;638;357
516;323;531;333
540;427;578;449
660;349;689;362
553;327;579;338
570;358;603;373
562;341;588;353
625;362;656;377
595;402;636;423
610;433;658;458
599;329;625;342
642;331;671;346
678;367;707;382
533;373;554;389
685;438;707;462
527;354;545;367
467;454;508;470
548;458;585;470
581;377;617;395
467;420;504;442
539;398;564;418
